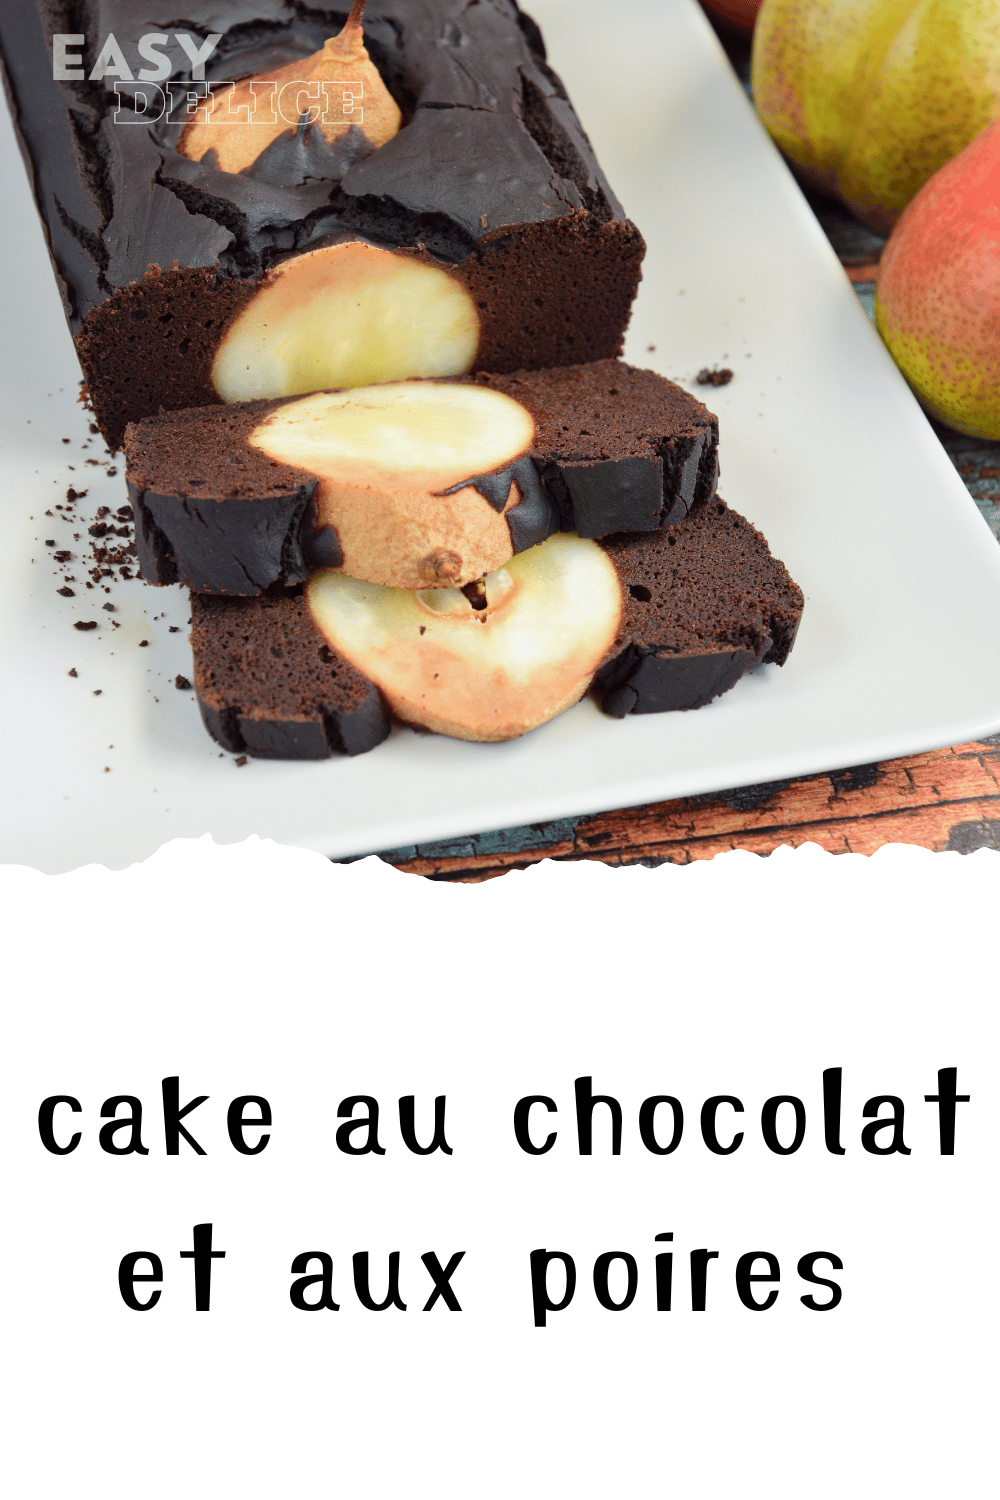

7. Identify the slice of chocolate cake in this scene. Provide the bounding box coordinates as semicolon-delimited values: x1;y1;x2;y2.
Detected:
190;500;803;758
193;591;391;760
125;362;719;595
472;362;720;534
595;499;804;716
1;1;644;450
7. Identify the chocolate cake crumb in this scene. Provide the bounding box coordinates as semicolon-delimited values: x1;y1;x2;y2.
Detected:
191;591;391;759
58;587;74;597
102;602;115;612
74;620;97;631
595;499;803;716
697;367;733;387
138;639;149;647
235;756;248;767
93;689;102;696
68;668;77;677
175;675;191;691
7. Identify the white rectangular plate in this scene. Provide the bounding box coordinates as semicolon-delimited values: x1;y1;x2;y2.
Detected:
3;0;1000;875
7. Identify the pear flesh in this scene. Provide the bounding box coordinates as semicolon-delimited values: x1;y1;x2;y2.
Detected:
211;242;480;404
178;0;401;176
249;383;537;589
306;535;623;742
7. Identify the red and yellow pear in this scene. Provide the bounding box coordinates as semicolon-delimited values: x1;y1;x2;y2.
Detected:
876;120;1000;440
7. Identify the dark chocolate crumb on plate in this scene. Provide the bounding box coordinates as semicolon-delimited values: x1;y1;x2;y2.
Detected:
68;668;78;677
74;620;98;631
697;367;733;387
175;674;191;691
235;756;248;767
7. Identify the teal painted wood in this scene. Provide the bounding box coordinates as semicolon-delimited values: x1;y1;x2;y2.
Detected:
847;277;1000;543
932;426;1000;544
370;818;578;865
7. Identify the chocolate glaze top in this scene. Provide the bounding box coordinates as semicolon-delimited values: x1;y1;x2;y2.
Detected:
1;1;631;329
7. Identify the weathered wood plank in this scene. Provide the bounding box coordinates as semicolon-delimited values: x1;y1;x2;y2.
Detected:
382;739;1000;881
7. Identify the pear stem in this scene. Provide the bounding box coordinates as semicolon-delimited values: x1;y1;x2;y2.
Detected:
343;0;367;40
323;0;367;59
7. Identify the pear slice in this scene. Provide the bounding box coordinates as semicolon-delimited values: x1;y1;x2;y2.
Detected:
179;0;401;175
306;534;623;741
211;242;479;403
250;382;536;589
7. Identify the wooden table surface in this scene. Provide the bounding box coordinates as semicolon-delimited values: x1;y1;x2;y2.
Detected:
367;27;1000;883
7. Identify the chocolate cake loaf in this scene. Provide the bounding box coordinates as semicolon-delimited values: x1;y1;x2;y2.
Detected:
190;500;804;758
1;1;644;450
124;361;720;595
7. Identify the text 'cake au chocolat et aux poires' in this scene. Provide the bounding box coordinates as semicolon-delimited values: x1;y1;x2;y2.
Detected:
1;0;802;759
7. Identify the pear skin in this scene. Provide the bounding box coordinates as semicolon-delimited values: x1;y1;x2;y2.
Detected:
840;0;1000;232
876;120;1000;440
179;0;402;176
752;0;914;197
753;0;1000;231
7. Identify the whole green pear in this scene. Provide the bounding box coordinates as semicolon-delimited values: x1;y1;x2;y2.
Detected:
753;0;1000;232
